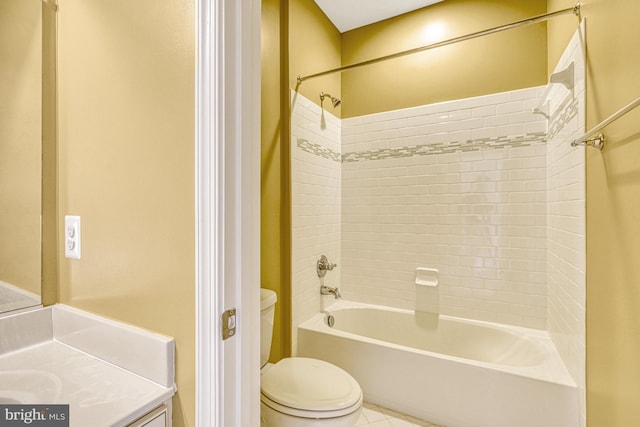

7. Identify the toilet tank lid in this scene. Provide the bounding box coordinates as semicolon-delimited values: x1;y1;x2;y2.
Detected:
260;288;277;311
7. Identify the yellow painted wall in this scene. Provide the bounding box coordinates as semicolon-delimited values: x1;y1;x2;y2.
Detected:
549;1;640;425
341;0;548;118
57;1;195;426
0;0;42;296
290;0;341;116
261;0;291;361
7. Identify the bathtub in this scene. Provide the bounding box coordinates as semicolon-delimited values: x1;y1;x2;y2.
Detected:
297;301;579;427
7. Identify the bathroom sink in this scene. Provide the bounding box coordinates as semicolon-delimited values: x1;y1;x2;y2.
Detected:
0;370;62;404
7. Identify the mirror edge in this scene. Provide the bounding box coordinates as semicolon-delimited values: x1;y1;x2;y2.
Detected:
41;0;57;306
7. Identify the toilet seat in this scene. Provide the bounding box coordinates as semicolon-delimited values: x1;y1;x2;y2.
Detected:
260;357;363;419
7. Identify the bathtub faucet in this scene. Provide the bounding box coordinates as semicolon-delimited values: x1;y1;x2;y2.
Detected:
320;285;341;299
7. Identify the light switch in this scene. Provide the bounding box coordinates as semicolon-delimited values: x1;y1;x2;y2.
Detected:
65;215;81;259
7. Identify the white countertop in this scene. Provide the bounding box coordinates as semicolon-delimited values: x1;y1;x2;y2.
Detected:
0;305;176;427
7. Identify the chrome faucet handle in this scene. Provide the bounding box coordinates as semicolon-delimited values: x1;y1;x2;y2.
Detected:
316;255;337;277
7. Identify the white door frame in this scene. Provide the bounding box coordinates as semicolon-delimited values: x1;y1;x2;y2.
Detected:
195;0;261;426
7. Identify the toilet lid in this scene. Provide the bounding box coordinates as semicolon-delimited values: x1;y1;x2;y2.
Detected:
260;358;362;413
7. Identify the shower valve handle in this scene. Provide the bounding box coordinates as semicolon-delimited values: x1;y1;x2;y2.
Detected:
317;255;337;277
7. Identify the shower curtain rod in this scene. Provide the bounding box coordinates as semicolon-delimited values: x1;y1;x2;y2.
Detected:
571;95;640;150
296;2;581;85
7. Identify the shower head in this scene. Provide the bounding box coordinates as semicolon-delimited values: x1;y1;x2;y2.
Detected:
320;92;341;108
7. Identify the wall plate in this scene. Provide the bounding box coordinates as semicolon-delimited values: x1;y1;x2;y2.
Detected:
64;215;81;260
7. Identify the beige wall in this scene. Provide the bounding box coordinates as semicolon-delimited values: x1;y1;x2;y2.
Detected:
341;0;548;118
290;0;341;116
57;1;195;426
549;1;640;425
260;0;298;362
261;0;291;361
0;0;42;296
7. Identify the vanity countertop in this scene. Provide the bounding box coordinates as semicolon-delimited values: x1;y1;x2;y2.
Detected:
0;305;176;427
0;341;174;426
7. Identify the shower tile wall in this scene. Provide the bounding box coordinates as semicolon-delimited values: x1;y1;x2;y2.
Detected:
291;73;584;347
290;92;342;353
545;21;586;426
340;88;548;329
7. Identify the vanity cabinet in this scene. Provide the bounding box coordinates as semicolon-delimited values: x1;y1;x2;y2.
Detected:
127;405;169;427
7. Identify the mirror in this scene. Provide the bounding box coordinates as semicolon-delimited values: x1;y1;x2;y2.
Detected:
0;0;44;314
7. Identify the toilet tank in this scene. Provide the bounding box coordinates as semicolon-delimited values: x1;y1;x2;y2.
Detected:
260;288;277;367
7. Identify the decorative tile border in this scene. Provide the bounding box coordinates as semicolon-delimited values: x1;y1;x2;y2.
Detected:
297;133;546;164
297;138;341;163
342;133;546;162
548;97;579;140
297;89;577;164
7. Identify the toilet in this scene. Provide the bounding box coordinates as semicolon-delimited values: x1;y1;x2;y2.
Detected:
260;288;363;427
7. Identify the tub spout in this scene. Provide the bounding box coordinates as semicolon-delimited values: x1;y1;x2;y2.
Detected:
320;285;341;299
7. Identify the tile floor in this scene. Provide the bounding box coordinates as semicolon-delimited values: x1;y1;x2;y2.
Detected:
355;402;444;427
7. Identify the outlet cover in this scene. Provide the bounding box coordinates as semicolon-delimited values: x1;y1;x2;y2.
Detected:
64;215;81;259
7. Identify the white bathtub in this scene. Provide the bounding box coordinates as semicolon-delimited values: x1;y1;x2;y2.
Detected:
297;301;579;427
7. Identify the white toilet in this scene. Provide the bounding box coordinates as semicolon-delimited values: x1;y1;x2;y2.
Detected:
260;288;363;427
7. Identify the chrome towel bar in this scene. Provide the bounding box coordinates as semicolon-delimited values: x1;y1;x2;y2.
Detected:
572;95;640;150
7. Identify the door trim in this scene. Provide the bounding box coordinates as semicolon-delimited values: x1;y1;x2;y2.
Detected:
196;0;261;425
195;0;219;424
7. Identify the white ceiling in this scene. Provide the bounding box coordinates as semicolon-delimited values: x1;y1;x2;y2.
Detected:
313;0;445;33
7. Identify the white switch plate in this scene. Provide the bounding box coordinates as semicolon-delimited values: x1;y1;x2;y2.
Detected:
64;215;81;259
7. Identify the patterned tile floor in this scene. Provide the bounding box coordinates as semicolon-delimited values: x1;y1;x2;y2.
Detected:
355;402;444;427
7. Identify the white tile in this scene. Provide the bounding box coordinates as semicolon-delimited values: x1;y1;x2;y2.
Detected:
496;101;523;114
361;403;387;423
293;80;582;332
387;417;416;427
355;412;370;426
369;420;394;427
